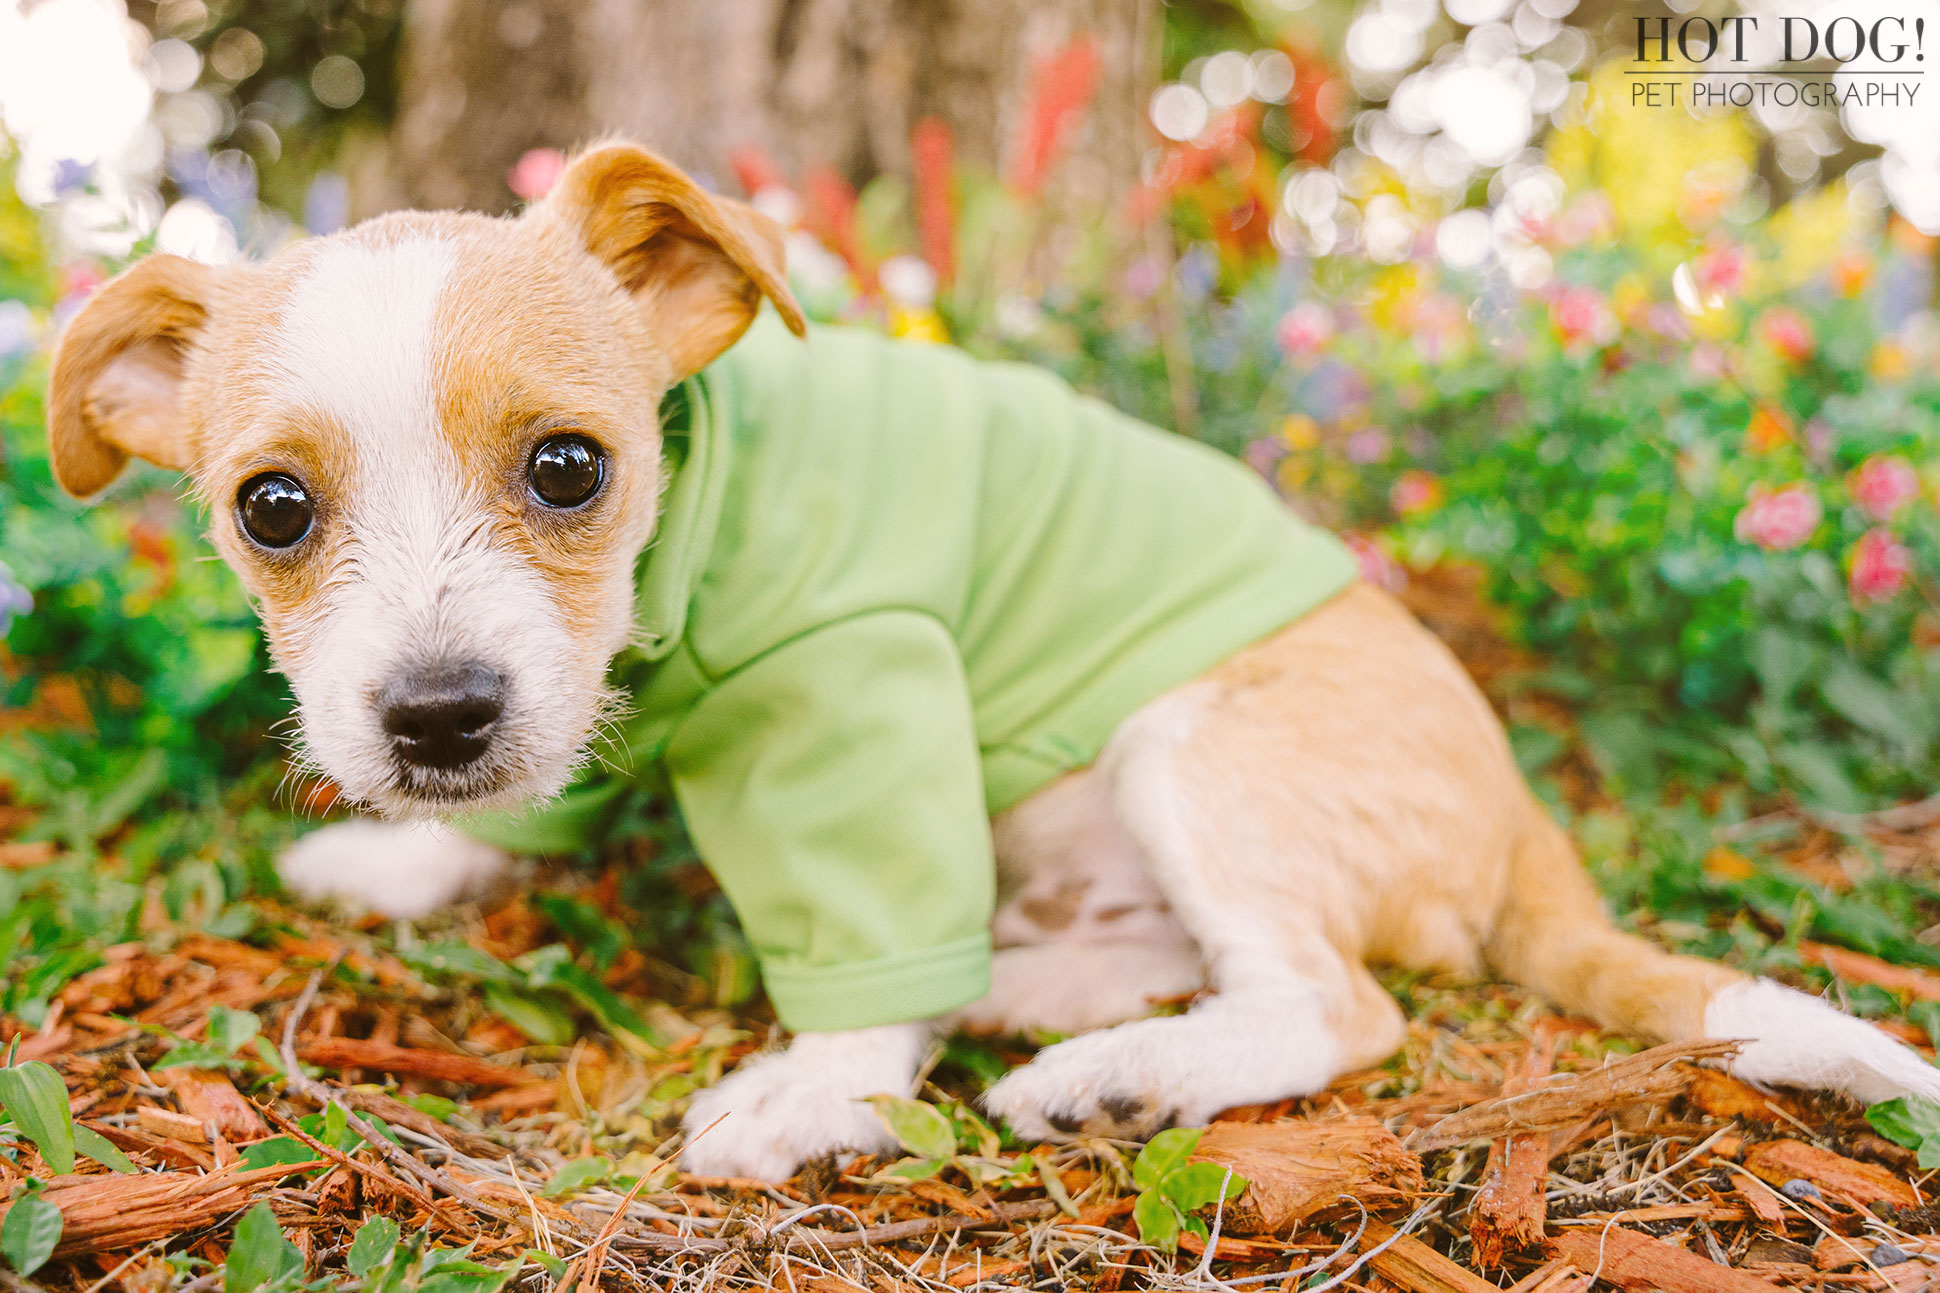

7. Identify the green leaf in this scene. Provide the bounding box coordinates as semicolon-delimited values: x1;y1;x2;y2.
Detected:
238;1137;325;1172
208;1007;261;1057
1868;1097;1940;1153
400;942;519;983
223;1202;302;1293
346;1216;401;1278
0;1061;75;1175
1131;1127;1202;1191
1821;663;1934;752
882;1156;947;1181
864;1095;958;1161
480;984;576;1047
1159;1160;1248;1214
1132;1189;1182;1253
72;1125;135;1173
1774;742;1866;814
1;1193;62;1276
542;1156;612;1197
522;1250;569;1279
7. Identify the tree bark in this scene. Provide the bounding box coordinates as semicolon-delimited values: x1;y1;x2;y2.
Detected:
379;0;1157;216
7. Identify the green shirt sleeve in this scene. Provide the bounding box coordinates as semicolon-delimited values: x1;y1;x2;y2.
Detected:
664;610;995;1032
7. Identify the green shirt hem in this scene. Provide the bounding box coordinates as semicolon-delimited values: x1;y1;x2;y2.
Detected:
760;933;992;1032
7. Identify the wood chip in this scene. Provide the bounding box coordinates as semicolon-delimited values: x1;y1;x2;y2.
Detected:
1411;1040;1739;1152
159;1067;269;1142
5;1162;315;1257
1470;1035;1556;1268
1683;1068;1809;1125
1800;942;1940;1003
1550;1227;1783;1292
1188;1119;1423;1235
297;1037;539;1089
1742;1139;1920;1210
1362;1220;1498;1293
137;1105;211;1144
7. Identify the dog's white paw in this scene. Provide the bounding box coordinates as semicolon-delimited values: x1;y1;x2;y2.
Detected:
1707;978;1940;1106
984;992;1341;1141
679;1025;928;1182
277;820;508;919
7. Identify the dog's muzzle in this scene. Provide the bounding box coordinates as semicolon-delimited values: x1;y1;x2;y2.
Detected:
379;661;504;770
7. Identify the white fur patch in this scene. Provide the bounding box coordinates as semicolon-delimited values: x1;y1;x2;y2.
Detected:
1705;978;1940;1105
679;1024;928;1182
277;820;508;919
264;236;605;817
270;235;456;447
983;986;1343;1140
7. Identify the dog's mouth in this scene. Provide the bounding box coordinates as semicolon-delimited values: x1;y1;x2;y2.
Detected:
386;758;517;809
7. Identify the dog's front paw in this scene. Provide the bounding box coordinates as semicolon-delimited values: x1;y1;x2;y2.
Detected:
984;998;1341;1142
984;1024;1207;1141
679;1025;928;1182
277;820;507;919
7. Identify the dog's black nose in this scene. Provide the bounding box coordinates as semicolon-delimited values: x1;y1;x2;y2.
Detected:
379;662;505;769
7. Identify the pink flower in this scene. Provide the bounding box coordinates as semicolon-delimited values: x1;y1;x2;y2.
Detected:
1276;301;1334;356
1390;469;1443;517
1758;307;1815;363
1849;455;1921;523
1694;243;1750;298
1344;427;1390;464
1345;534;1405;591
1550;286;1614;348
1689;343;1729;381
507;148;566;201
1849;528;1913;605
1733;482;1821;550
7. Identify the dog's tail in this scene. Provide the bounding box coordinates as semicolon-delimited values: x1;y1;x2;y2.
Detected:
1485;794;1940;1105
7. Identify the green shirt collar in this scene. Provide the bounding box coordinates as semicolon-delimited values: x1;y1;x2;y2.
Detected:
633;368;730;662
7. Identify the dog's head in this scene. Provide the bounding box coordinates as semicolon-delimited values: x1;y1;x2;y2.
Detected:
46;143;804;817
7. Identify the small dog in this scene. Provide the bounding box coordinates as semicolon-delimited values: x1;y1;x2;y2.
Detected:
49;142;1940;1183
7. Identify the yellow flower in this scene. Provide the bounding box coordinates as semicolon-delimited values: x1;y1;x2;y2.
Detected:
889;307;948;344
1744;406;1792;454
1872;341;1910;382
1278;414;1321;450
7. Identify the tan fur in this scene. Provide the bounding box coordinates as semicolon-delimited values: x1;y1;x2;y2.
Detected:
989;582;1745;1058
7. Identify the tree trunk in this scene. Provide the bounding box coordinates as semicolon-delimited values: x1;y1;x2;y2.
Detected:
379;0;1157;216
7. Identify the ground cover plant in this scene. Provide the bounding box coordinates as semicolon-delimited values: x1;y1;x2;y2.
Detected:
12;71;1940;1291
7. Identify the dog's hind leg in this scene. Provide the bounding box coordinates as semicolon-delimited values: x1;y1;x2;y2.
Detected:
983;683;1405;1140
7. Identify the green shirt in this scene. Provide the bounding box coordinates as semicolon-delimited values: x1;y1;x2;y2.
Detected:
462;312;1356;1031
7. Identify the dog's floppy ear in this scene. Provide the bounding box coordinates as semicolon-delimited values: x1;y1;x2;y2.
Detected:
48;255;217;497
537;142;806;378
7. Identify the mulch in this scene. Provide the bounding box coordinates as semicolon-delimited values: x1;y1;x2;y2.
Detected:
7;567;1940;1289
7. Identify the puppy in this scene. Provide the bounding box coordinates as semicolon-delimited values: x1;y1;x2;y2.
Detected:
49;142;1940;1184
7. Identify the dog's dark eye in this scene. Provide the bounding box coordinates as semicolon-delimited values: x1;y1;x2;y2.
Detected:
237;473;313;548
528;434;605;509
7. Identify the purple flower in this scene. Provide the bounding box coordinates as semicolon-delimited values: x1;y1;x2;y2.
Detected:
0;561;31;637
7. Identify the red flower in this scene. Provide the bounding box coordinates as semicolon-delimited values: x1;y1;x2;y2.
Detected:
1734;482;1820;550
1275;301;1333;356
1693;243;1749;299
1757;307;1815;363
1390;470;1443;517
1345;534;1405;590
911;118;956;288
1007;37;1100;197
507;148;565;201
1848;454;1921;523
1849;528;1913;605
1549;286;1614;348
